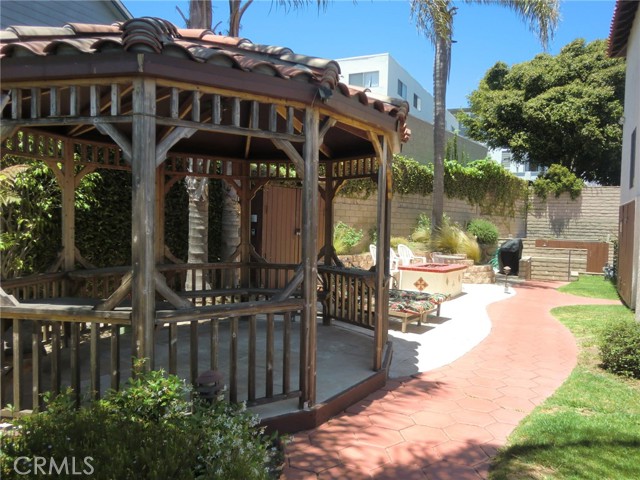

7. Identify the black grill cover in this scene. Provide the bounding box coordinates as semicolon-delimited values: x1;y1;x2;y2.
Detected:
498;238;523;275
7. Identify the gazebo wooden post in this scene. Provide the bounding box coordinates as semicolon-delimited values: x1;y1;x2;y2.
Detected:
155;164;166;264
239;165;252;290
322;161;334;326
61;138;76;279
300;107;319;407
130;77;157;370
373;136;390;371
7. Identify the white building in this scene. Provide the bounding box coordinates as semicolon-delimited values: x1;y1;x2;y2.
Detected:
337;53;488;164
489;148;545;181
338;53;459;131
0;0;131;29
609;0;640;315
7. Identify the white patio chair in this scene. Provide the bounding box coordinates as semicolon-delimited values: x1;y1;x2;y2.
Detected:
369;244;377;266
389;248;401;273
397;244;427;266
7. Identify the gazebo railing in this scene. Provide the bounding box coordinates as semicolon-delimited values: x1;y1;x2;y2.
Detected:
0;262;307;416
319;265;376;330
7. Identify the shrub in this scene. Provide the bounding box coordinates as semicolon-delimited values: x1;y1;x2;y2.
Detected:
410;213;431;244
390;236;410;248
599;319;640;379
333;222;363;254
466;219;499;245
0;371;280;480
532;164;584;200
431;218;480;263
459;234;481;263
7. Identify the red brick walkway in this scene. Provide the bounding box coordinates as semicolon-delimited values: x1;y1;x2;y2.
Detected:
281;281;621;479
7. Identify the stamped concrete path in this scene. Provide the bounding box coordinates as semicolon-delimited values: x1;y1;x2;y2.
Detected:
281;281;621;479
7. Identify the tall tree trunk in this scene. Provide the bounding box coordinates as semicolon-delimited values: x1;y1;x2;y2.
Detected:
189;0;212;28
186;160;210;290
431;32;450;233
185;2;213;292
229;0;253;36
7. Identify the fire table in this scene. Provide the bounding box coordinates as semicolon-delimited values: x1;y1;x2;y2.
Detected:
397;263;468;298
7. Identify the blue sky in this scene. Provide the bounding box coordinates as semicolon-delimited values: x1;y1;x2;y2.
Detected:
124;0;616;108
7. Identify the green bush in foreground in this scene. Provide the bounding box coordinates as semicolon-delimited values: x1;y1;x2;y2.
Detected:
599;319;640;379
0;370;280;480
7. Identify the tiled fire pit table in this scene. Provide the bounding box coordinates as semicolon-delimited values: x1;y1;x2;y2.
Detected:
398;262;468;298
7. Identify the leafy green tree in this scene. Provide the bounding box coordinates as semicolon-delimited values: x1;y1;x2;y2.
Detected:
462;39;625;185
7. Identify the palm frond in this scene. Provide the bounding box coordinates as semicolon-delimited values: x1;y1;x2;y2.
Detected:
464;0;559;49
410;0;455;45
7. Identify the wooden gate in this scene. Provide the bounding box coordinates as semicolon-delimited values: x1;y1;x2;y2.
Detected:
534;239;609;273
618;201;635;306
254;185;325;283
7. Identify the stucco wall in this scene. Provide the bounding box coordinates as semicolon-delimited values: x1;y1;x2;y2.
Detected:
618;11;640;313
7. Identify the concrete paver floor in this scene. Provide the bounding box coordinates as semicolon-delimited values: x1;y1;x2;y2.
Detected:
281;281;621;479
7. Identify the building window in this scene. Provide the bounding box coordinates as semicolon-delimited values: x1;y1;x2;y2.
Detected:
397;80;407;99
348;71;379;88
413;94;421;111
631;127;637;189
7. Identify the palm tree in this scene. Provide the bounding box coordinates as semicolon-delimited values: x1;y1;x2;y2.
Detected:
410;0;559;233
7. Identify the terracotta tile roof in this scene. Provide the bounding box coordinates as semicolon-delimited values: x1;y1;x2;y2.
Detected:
0;17;409;138
608;0;639;57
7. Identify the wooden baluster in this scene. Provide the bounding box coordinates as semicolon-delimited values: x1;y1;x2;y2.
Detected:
110;325;120;391
169;323;178;375
266;313;274;398
230;317;238;402
232;98;240;127
11;88;22;120
50;87;59;116
70;323;80;406
248;315;256;402
110;83;120;116
32;321;42;411
51;322;61;395
90;322;100;400
269;104;277;132
283;312;291;395
210;318;219;371
12;319;22;412
190;321;198;385
212;95;221;124
30;88;41;119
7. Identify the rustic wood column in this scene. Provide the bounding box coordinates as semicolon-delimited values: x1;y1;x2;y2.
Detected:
61;139;75;274
373;135;390;371
300;108;319;407
322;162;335;326
131;78;157;369
155;164;165;263
239;167;252;290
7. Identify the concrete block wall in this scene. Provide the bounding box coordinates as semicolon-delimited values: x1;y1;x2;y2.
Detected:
334;187;620;279
527;186;620;241
334;193;526;246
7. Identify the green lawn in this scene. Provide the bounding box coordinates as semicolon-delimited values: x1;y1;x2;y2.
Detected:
557;274;620;301
490;301;640;479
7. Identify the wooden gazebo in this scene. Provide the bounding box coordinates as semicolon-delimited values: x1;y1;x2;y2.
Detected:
0;18;408;422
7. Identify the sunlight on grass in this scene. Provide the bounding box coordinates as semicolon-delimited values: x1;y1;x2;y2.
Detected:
557;274;620;301
490;304;640;480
